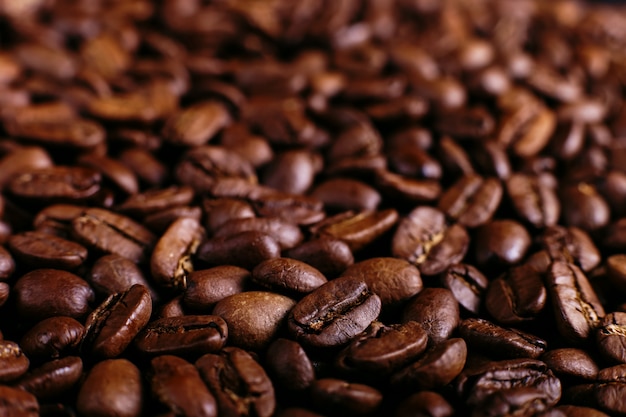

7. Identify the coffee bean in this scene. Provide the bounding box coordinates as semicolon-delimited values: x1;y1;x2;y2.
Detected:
402;288;459;344
117;186;195;217
0;385;39;417
88;254;152;297
9;166;101;202
284;236;354;278
196;347;276;417
542;226;601;273
184;266;249;311
0;245;15;281
135;315;227;358
437;174;502;228
475;220;531;266
471;387;552;417
266;338;315;392
556;406;610;417
20;316;84;361
441;263;488;315
213;217;303;250
197;231;281;270
77;154;139;195
0;283;8;307
202;198;255;233
459;318;547;359
262;150;320;195
394;391;454;417
560;184;610;232
213;291;295;351
310;378;382;415
252;257;327;296
596;312;626;364
311;178;381;212
0;340;29;382
162;101;231;147
288;279;381;348
8;231;88;270
14;269;94;321
82;284;152;358
17;356;82;400
506;173;560;228
374;169;442;203
541;349;599;382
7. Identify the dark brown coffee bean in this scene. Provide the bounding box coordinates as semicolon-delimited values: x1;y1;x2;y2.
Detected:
472;387;552;417
606;254;626;294
459;318;547;359
9;166;101;202
0;341;29;382
158;295;186;319
77;154;139;195
560;184;610;232
88;254;151;297
276;409;325;417
0;282;8;307
151;217;204;290
135;315;228;358
392;206;469;276
387;145;441;180
252;258;327;296
14;269;94;321
143;205;203;234
20;316;84;361
485;264;547;324
556;406;610;417
265;338;315;392
213;291;295;351
0;245;15;280
32;204;85;238
310;178;381;212
261;150;319;195
0;385;39;417
391;338;467;391
542;226;601;273
4;118;105;151
506;173;560;228
202;198;256;233
196;347;275;417
441;263;488;315
594;382;626;416
437;136;475;178
541;349;599;382
547;262;605;343
119;147;167;187
0;146;53;190
402;288;459;344
313;209;398;252
288;279;381;348
213;217;302;250
71;208;156;264
284;236;354;279
437;175;502;228
117;186;195;217
184;266;249;311
374;169;442;203
17;356;82;400
197;231;281;270
394;391;454;417
475;220;531;266
339;258;422;309
434;107;495;139
162;101;231;146
596;312;626;364
8;231;87;270
82;284;152;359
309;378;382;415
336;321;428;375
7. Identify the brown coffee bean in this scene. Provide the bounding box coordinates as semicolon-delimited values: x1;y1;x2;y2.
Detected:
459;318;547;359
162;101;231;146
197;231;281;270
310;178;381;212
437;175;502;228
14;269;94;321
265;339;315;392
596;312;626;364
541;349;599;382
119;147;167;187
402;288;459;344
339;258;422;309
374;169;442;203
0;282;8;307
9;166;102;202
213;291;295;351
310;378;382;415
261;150;319;195
117;186;195;217
560;184;610;232
542;226;601;273
135;315;228;358
434;107;495;139
88;254;151;297
213;217;303;250
441;263;488;315
0;340;29;382
0;245;15;280
0;146;53;191
77;154;139;195
184;266;249;311
284;236;354;278
20;316;84;361
202;198;256;233
395;391;454;417
196;347;276;417
17;356;82;400
556;406;610;417
8;231;87;270
472;387;552;417
506;173;560;228
82;284;152;359
252;258;327;296
0;385;39;417
475;220;531;266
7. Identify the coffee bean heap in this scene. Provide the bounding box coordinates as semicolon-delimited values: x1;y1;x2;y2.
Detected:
1;0;626;416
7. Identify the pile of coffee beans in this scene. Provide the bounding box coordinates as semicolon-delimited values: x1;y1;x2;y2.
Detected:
2;0;626;415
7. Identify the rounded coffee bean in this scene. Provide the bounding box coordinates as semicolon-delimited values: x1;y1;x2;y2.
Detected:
339;258;422;309
606;254;626;294
560;184;610;231
441;263;488;315
17;356;82;400
288;279;381;348
310;378;383;415
475;220;531;266
310;178;381;212
20;316;84;361
252;258;327;296
596;312;626;364
213;291;295;351
541;349;599;382
315;209;398;252
135;315;228;358
197;231;281;270
184;266;249;311
213;217;303;250
0;245;16;280
203;198;255;233
402;288;459;344
437;174;502;228
395;391;454;417
0;385;39;417
88;254;151;297
472;387;552;417
266;338;315;392
0;340;29;382
14;269;94;320
77;359;142;417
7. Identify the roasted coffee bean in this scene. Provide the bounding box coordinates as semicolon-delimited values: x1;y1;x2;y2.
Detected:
119;147;167;187
162;101;231;147
596;312;626;364
394;391;454;417
213;217;303;250
284;236;354;278
437;174;502;228
392;206;469;276
32;204;85;238
184;266;249;311
0;340;29;382
288;279;381;348
8;231;88;270
606;254;626;294
266;338;315;392
459;318;547;359
441;263;488;315
471;387;552;417
541;349;599;382
335;321;428;375
0;385;39;417
475;220;531;266
77;154;139;195
374;169;442;203
506;173;560;228
17;356;82;400
20;316;84;361
151;217;204;290
391;338;467;391
158;296;186;319
82;284;152;358
456;359;562;407
311;178;381;212
555;406;610;417
0;246;15;280
485;264;547;324
150;355;217;417
252;258;327;296
197;231;281;270
402;288;459;344
594;382;626;416
310;378;382;415
213;291;295;351
71;208;156;264
88;254;151;297
196;347;276;417
202;198;256;233
542;226;601;273
14;269;94;321
0;283;8;307
339;258;422;309
0;146;53;190
8;166;101;203
117;186;195;217
135;315;227;358
547;262;605;343
560;184;610;232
